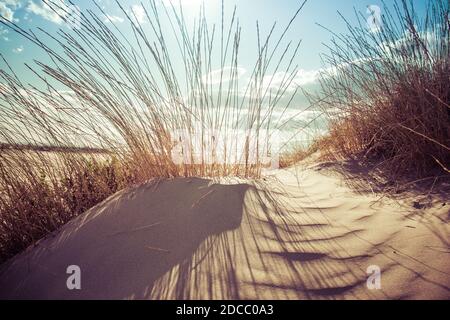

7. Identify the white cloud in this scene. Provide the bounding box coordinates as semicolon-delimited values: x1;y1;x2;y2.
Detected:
202;66;247;85
130;4;146;24
293;69;321;86
3;0;21;7
367;5;382;34
12;44;23;53
380;28;439;57
262;72;292;91
27;0;81;28
0;23;9;40
0;1;14;21
161;0;204;7
103;14;124;24
250;69;320;95
27;0;65;24
236;66;335;99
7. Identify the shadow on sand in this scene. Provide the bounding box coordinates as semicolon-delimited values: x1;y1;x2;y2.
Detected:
0;178;249;299
1;173;448;299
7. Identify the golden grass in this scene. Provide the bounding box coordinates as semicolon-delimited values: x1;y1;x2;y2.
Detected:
0;151;140;262
313;0;450;181
279;140;321;168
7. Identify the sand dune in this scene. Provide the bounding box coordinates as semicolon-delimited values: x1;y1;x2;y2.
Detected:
0;161;449;299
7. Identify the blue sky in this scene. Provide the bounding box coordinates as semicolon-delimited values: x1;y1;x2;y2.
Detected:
0;0;434;147
0;0;429;91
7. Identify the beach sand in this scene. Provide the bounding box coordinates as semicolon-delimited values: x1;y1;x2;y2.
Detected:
0;159;449;299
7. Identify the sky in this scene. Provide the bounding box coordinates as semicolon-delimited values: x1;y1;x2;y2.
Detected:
0;0;433;147
0;0;430;92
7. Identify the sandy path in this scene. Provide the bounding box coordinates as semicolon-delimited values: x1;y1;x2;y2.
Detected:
0;163;449;299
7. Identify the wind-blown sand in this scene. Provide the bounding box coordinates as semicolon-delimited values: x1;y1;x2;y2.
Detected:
0;160;449;299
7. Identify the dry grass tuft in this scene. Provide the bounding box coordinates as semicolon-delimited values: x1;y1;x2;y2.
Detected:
279;140;321;168
315;0;450;181
0;152;139;262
